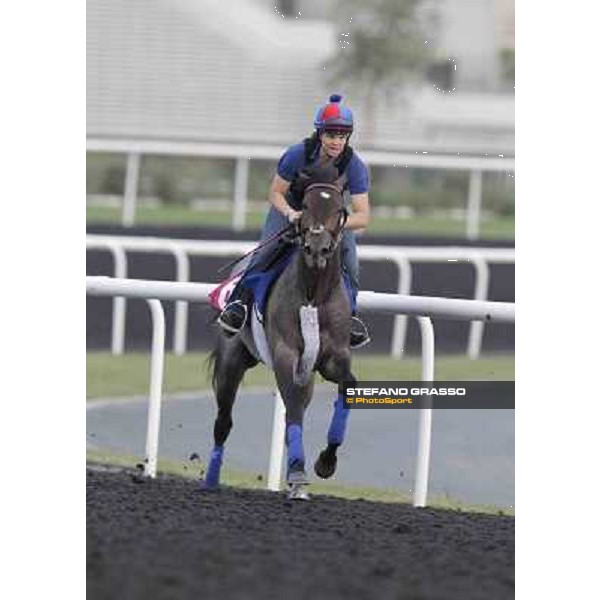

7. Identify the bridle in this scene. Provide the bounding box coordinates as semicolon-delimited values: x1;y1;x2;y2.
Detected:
298;182;348;259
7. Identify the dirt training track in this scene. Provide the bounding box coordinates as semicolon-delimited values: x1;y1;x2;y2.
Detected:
87;467;514;600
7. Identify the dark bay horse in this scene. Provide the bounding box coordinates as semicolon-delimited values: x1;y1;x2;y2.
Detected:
205;166;358;499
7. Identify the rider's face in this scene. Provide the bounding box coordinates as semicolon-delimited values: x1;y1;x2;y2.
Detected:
319;130;350;159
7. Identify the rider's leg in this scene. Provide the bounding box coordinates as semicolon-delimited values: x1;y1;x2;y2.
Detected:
341;230;371;349
249;206;289;269
218;207;289;335
263;205;289;239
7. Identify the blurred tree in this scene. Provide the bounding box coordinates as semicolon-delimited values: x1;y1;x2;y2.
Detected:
278;0;296;17
324;0;430;143
87;154;126;195
102;165;126;196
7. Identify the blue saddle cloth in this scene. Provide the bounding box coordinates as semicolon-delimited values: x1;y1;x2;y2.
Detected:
243;247;296;317
236;246;357;317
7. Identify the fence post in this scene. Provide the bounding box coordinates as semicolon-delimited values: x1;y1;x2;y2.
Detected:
467;257;490;359
413;316;435;507
170;245;190;356
108;243;127;355
466;169;483;240
232;157;249;231
390;255;412;358
123;152;141;228
267;391;286;491
144;299;166;478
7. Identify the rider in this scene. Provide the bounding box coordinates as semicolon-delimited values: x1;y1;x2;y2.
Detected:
218;93;371;349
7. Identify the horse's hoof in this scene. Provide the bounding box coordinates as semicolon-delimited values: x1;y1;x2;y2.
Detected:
287;483;311;501
314;450;337;479
199;479;220;491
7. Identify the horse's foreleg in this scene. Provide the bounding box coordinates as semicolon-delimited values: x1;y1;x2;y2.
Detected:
273;346;313;485
315;354;356;479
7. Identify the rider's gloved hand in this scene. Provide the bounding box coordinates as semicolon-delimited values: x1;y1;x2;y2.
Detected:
284;207;302;224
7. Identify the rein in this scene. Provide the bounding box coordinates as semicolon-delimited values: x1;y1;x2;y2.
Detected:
217;223;297;274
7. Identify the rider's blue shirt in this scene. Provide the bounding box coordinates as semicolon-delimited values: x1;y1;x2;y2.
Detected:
277;142;370;196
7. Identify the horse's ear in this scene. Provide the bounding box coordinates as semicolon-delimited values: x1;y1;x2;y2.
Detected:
305;161;338;186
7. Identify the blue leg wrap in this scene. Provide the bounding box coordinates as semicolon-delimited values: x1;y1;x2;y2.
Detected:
286;424;305;471
205;445;224;487
327;393;350;445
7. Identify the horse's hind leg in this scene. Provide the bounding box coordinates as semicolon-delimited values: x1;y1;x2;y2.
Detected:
315;353;356;479
204;336;257;488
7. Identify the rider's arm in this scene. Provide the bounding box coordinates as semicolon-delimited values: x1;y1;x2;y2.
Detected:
345;155;370;235
346;193;370;234
269;174;300;221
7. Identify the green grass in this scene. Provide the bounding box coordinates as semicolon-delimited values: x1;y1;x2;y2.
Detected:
87;351;514;399
86;448;513;516
87;205;514;240
366;214;515;239
87;206;268;229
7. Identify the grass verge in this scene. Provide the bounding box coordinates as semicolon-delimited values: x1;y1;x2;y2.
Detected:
87;206;514;240
87;352;514;399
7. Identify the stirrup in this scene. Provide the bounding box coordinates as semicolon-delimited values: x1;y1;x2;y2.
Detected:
350;315;371;349
217;300;248;335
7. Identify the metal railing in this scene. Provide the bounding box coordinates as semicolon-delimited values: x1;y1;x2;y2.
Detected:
86;137;515;239
86;234;515;358
86;276;515;507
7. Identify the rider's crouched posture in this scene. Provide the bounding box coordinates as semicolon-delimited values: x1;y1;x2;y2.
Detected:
218;94;371;349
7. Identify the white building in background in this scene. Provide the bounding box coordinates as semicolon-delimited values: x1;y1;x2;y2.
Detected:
87;0;514;156
268;0;515;91
260;0;515;92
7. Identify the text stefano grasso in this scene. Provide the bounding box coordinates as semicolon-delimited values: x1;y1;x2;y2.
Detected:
345;387;467;396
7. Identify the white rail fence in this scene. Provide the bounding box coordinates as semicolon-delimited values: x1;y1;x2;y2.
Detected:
86;234;514;359
86;276;515;507
86;137;515;239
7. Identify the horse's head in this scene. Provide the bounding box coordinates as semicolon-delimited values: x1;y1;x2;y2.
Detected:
298;168;348;271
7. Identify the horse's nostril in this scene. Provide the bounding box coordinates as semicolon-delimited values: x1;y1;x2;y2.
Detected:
320;247;329;255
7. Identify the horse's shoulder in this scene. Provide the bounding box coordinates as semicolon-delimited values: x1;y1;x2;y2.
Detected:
264;260;301;314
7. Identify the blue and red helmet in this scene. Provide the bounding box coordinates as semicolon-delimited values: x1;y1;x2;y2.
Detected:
313;94;354;133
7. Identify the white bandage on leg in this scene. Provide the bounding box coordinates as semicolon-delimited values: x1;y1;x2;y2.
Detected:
293;305;320;386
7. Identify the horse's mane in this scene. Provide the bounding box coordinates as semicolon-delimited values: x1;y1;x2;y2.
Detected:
306;161;340;184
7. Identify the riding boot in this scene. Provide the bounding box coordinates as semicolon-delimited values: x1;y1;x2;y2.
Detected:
217;300;248;336
350;315;371;349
